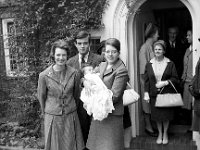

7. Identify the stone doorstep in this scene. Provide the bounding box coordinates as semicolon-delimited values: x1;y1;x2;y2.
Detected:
0;146;43;150
130;136;197;150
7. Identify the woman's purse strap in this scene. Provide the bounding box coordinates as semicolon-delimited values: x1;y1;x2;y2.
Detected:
159;80;178;94
127;82;132;89
168;80;178;93
99;62;107;79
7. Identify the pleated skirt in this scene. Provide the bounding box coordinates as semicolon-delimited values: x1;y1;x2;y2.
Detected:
86;115;124;150
44;111;85;150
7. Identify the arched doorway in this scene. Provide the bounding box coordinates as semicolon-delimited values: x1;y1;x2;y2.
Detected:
125;0;193;136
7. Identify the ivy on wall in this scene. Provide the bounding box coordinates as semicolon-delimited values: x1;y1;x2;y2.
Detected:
0;0;108;147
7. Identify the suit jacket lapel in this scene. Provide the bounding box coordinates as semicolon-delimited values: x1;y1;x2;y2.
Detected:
46;65;60;84
161;63;170;80
62;66;75;88
87;52;93;63
101;59;123;76
149;63;157;83
46;65;75;88
99;62;107;79
74;55;80;69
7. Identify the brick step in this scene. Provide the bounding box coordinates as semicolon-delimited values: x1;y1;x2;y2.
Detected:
128;133;197;150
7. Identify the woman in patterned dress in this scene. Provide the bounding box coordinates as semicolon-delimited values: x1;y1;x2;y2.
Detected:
37;40;84;150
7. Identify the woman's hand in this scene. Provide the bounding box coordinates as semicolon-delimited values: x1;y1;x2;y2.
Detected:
144;92;150;103
155;81;169;88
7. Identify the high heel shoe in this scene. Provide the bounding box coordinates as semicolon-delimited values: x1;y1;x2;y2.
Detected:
162;135;168;144
156;138;162;144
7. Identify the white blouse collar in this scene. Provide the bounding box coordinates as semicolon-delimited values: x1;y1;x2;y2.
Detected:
189;45;192;51
150;57;170;64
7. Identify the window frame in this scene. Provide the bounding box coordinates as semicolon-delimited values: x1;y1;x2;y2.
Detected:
2;18;15;76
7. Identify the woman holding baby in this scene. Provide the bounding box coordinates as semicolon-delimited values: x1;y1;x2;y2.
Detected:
86;38;129;150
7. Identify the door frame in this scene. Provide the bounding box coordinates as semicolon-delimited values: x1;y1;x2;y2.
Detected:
105;0;200;137
100;0;200;138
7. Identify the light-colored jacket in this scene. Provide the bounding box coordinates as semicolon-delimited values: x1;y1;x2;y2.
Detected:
99;59;129;116
139;41;154;75
37;64;80;115
182;47;193;82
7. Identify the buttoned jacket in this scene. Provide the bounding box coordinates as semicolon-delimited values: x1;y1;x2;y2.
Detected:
37;64;80;115
99;59;129;116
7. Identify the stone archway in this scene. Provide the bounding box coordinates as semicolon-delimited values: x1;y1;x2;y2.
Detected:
111;0;200;137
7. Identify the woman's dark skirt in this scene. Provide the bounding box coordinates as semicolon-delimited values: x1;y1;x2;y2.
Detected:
123;106;131;129
150;96;174;122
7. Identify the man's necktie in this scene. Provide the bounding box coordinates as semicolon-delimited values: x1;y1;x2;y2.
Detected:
171;42;175;48
81;55;85;67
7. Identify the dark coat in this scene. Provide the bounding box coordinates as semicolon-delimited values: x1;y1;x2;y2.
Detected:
144;58;180;121
144;60;180;97
66;52;103;144
165;40;186;78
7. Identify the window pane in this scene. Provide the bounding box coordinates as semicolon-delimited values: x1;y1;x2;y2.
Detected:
90;38;100;53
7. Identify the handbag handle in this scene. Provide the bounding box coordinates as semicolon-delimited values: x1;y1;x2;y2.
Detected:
159;80;178;93
127;82;132;88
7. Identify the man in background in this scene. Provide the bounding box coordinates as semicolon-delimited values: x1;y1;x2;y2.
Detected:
67;30;103;149
165;26;186;79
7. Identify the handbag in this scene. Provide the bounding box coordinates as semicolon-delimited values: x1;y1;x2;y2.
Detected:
123;82;140;106
155;80;184;107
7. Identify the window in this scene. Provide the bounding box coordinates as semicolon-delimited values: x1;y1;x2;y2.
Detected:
90;37;101;53
2;18;27;77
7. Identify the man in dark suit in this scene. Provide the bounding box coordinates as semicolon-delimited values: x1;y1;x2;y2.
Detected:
165;26;186;79
66;30;103;147
165;26;188;125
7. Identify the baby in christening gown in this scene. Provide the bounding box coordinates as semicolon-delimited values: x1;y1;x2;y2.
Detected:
80;63;114;121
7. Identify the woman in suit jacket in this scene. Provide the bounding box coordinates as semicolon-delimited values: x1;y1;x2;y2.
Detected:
86;38;129;150
144;40;179;145
182;29;193;110
37;40;84;150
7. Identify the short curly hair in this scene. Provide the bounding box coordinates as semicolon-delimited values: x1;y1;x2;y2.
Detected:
145;22;159;39
49;39;70;63
153;40;166;53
